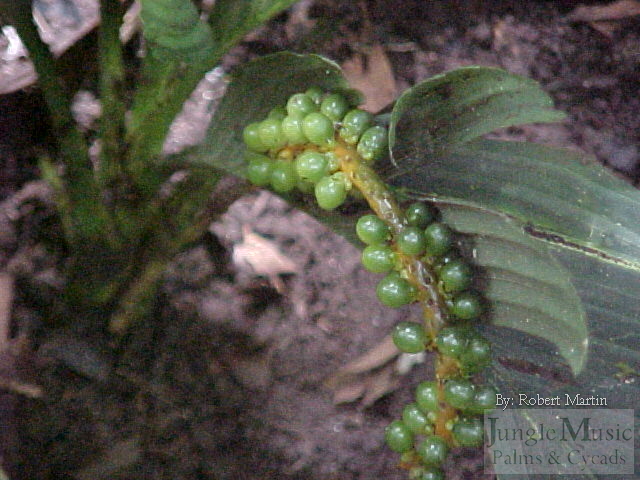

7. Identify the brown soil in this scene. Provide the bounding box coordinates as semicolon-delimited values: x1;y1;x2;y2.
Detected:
1;1;638;479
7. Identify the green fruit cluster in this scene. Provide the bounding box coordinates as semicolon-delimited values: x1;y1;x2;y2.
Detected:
243;88;389;210
243;89;496;479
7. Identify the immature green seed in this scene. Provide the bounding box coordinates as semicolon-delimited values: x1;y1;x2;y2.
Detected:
376;272;416;308
361;245;396;273
282;115;308;144
451;292;482;320
468;385;498;414
397;226;427;256
356;214;390;245
415;381;439;413
243;122;268;153
286;93;317;117
325;151;340;172
439;259;472;293
433;251;459;273
424;223;453;257
419;467;445;480
339;109;373;144
320;93;349;121
459;336;492;374
417;435;448;466
302;112;335;146
452;417;484;447
356;125;388;162
245;152;273;186
405;202;435;229
402;403;431;434
314;173;347;210
392;321;427;353
384;420;414;453
305;86;323;105
258;118;287;150
297;179;315;194
270;160;298;193
435;326;469;358
444;378;475;410
295;151;329;183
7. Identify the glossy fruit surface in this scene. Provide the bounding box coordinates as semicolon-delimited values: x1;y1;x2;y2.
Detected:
243;122;268;152
468;385;498;414
320;93;349;121
361;245;395;273
419;467;445;480
246;153;272;186
460;336;492;373
281;115;308;144
439;259;472;293
435;327;469;358
424;223;453;257
314;173;347;210
295;150;328;183
444;378;475;410
402;403;430;434
392;322;427;353
415;381;439;413
356;214;390;245
397;226;427;256
270;160;297;193
384;420;414;453
452;417;484;447
405;202;435;229
356;125;388;161
339;109;373;144
451;292;482;320
302;112;335;146
376;272;416;307
305;86;323;105
258;117;287;150
286;93;317;117
417;435;448;466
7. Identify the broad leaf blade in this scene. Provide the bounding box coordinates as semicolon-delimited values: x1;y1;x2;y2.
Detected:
387;139;640;265
388;67;565;161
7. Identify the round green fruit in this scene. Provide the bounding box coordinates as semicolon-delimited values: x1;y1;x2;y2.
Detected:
286;93;317;117
243;122;268;153
356;125;388;162
270;160;297;193
444;378;475;410
281;115;308;144
339;109;373;144
460;335;492;374
376;272;416;308
295;150;328;183
356;214;390;245
468;385;498;414
415;381;439;413
424;223;453;257
439;259;472;293
419;467;445;480
320;93;349;121
402;403;431;435
392;322;427;353
314;173;347;210
434;327;469;358
245;153;272;186
452;417;484;447
302;112;335;146
417;435;448;466
405;202;435;229
397;226;427;256
451;292;482;320
384;420;414;453
258;118;287;150
361;245;396;274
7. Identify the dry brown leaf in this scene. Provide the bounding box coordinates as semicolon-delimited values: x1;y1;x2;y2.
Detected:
360;366;399;407
233;225;298;291
324;334;398;389
568;0;640;21
342;44;397;113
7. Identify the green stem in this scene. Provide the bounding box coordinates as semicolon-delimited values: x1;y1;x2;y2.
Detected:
3;1;117;246
98;0;127;186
